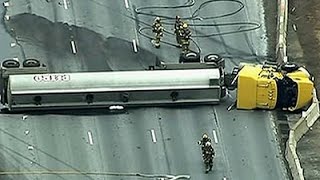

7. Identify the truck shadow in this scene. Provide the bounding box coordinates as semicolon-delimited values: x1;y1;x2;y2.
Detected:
5;13;158;72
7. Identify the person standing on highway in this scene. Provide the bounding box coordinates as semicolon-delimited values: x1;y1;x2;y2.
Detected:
179;22;192;53
174;16;183;47
151;17;164;48
202;141;214;173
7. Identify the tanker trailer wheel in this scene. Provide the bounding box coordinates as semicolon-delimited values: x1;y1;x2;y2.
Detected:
204;54;225;68
2;59;20;68
23;59;40;67
280;62;299;73
179;52;200;63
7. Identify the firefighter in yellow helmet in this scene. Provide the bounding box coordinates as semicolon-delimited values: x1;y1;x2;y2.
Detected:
151;17;164;48
179;22;191;53
174;16;184;47
203;141;214;173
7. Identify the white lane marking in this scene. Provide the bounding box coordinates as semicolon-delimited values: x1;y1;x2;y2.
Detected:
63;0;68;9
213;108;232;178
150;129;157;143
87;131;94;145
212;130;218;144
70;40;77;54
28;145;34;150
124;0;129;9
132;39;138;53
292;24;297;32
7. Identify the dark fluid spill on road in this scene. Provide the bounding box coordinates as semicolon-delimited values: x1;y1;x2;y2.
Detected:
5;13;157;72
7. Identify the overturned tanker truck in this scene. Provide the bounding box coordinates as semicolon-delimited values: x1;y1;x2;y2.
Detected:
0;57;225;112
0;54;315;112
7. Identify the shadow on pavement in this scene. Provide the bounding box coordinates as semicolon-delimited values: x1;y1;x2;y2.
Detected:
5;13;158;72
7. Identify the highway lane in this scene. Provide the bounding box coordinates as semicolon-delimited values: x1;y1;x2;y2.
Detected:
215;99;288;179
132;1;288;179
0;0;23;64
0;0;289;180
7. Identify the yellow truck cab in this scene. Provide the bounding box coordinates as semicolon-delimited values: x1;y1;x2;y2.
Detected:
236;62;314;111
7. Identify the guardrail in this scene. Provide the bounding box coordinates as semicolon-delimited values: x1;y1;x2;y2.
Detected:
276;0;320;179
276;0;288;63
286;90;320;180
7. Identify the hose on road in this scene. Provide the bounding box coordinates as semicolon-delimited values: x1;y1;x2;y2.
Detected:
134;0;261;54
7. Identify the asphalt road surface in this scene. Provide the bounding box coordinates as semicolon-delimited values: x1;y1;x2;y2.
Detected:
0;0;289;180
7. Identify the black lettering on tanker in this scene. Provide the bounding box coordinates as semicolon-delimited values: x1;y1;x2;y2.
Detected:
33;74;71;82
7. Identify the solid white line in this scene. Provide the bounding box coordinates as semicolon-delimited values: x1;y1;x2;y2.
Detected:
124;0;129;9
63;0;68;9
213;108;231;177
132;39;138;53
150;129;157;143
212;130;218;144
87;131;94;145
70;40;77;54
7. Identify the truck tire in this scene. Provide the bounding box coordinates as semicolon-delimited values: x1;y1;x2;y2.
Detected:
204;54;225;68
2;59;20;68
23;59;40;67
280;63;299;73
179;52;200;63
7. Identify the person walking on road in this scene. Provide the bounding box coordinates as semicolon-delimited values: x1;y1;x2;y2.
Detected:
174;16;183;47
202;141;214;173
151;17;164;48
179;22;192;53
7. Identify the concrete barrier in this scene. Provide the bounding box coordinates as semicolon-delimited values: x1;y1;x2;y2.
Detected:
287;132;304;180
291;116;309;144
276;0;320;179
306;92;320;127
286;90;319;180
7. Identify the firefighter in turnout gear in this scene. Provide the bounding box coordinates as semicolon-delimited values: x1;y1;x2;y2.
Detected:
179;22;191;53
202;141;215;173
174;16;183;47
151;17;164;48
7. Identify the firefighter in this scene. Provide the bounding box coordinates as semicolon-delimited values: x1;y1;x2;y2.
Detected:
198;133;212;150
202;141;214;173
174;16;183;47
179;22;191;53
151;17;164;48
